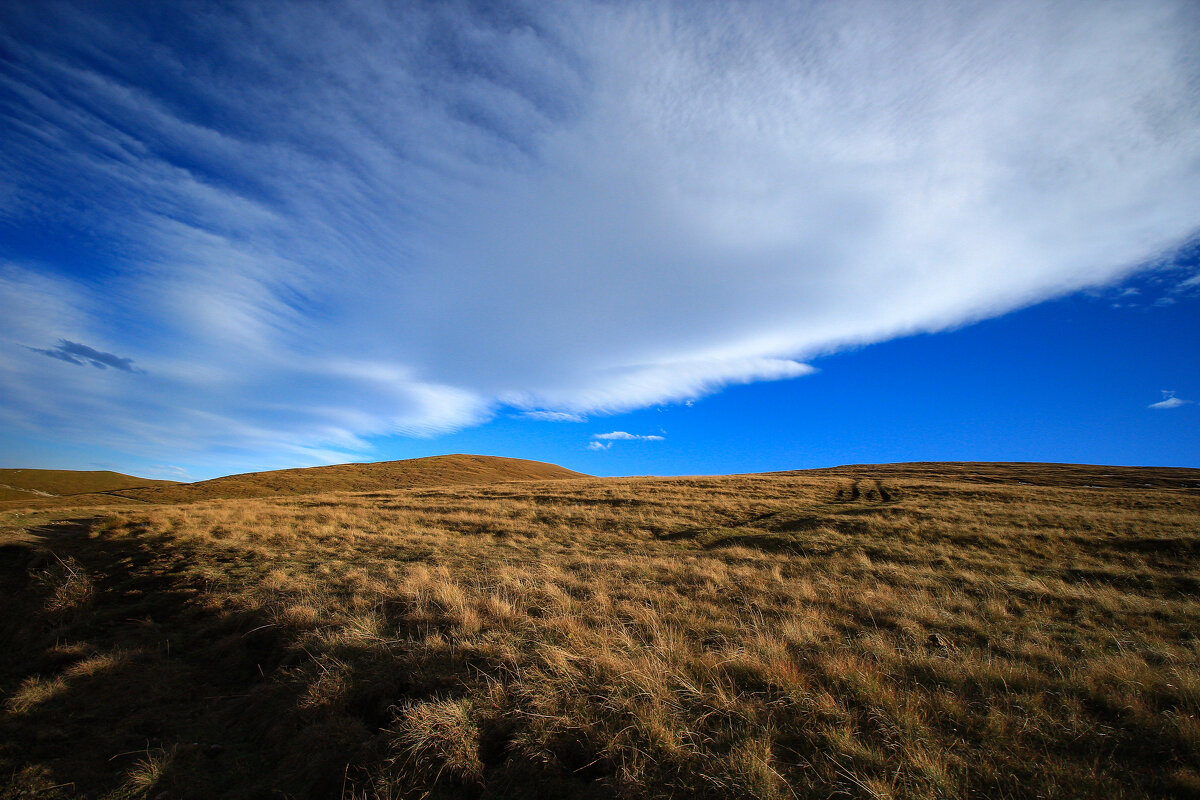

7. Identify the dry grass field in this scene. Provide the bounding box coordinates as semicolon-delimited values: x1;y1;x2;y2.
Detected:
1;462;1198;799
0;470;177;506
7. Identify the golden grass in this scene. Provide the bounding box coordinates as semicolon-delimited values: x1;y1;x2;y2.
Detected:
0;464;1197;798
0;468;175;498
33;554;95;617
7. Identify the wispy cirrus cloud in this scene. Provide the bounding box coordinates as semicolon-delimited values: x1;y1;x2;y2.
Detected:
1;0;1198;473
587;430;665;452
592;432;665;442
519;411;586;423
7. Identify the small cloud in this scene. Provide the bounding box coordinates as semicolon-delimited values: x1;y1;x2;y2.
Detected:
27;339;141;373
1153;296;1177;307
519;410;586;422
1149;391;1190;410
592;431;665;441
147;464;193;481
588;430;664;451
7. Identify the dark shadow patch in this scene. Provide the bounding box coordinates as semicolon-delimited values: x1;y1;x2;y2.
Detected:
0;517;373;799
1111;536;1200;557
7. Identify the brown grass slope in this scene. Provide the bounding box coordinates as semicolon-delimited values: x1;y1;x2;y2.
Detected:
0;469;177;498
108;454;589;504
792;461;1200;489
1;463;1197;799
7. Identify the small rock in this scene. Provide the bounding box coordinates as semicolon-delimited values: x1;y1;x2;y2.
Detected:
927;633;946;648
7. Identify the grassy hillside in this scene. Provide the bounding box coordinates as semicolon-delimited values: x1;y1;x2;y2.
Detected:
0;468;177;498
109;454;589;504
1;464;1197;798
796;461;1200;489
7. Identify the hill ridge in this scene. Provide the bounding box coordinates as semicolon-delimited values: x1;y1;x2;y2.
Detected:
779;461;1200;489
107;453;590;504
0;468;178;501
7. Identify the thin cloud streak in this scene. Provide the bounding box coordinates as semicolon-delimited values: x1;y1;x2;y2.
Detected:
593;432;665;441
519;411;587;423
1;1;1198;470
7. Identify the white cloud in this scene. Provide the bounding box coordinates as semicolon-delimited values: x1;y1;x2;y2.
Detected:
1149;391;1191;409
586;441;611;451
145;464;193;481
519;410;586;423
503;359;815;416
2;1;1199;469
593;432;665;441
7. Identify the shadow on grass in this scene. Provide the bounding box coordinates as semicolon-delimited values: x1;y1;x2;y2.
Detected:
0;521;613;800
0;519;373;799
657;484;906;553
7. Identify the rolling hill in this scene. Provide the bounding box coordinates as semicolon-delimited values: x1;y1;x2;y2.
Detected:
5;459;1195;512
107;453;590;504
0;468;178;500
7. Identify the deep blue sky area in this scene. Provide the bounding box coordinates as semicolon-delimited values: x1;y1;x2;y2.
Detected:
1;1;1198;481
381;280;1200;477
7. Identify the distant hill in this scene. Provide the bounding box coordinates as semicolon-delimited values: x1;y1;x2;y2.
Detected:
788;461;1200;489
7;459;1193;512
109;454;590;503
0;468;178;500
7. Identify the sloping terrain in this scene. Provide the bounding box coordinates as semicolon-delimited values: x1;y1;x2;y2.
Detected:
0;469;177;500
108;454;589;504
1;464;1196;799
791;461;1200;489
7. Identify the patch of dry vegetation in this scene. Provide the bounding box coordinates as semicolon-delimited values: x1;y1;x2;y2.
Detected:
1;466;1197;798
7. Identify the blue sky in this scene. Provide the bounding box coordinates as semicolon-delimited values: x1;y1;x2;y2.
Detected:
1;0;1198;481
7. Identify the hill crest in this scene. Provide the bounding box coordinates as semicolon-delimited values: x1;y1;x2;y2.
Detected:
109;454;589;504
0;468;177;501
